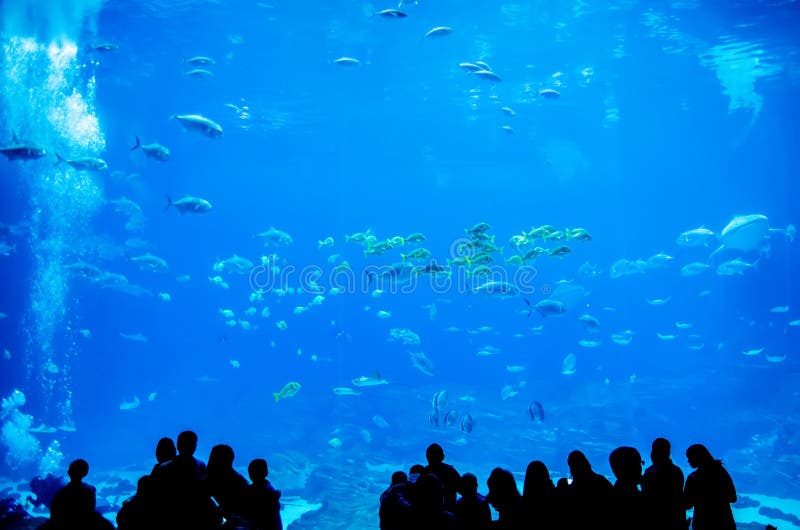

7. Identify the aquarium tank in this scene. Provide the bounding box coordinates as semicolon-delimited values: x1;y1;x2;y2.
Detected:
0;0;799;528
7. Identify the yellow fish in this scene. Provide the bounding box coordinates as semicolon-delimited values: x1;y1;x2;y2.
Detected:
274;381;301;402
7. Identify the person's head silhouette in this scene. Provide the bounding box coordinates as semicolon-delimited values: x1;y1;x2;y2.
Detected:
68;459;89;483
650;437;671;465
609;446;642;483
248;459;268;483
567;450;592;479
176;431;198;456
391;471;408;485
426;443;445;465
686;444;715;469
155;437;176;463
459;472;479;496
209;444;235;469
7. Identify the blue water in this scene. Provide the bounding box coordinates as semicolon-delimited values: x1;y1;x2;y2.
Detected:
1;0;800;526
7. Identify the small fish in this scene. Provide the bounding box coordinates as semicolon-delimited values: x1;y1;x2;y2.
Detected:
274;381;301;402
578;339;601;348
770;306;789;313
611;332;633;346
561;353;577;375
186;56;215;66
372;415;390;429
528;400;544;422
676;227;715;247
538;88;561;99
716;259;756;276
55;153;108;171
500;106;516;116
680;262;711;277
506;365;526;373
208;276;229;289
675;322;693;329
473;69;502;82
458;62;481;71
92;42;119;52
183;68;214;78
432;390;448;410
119;396;141;410
500;385;519;400
120;332;148;342
460;413;475;434
424;26;453;38
742;348;764;356
656;333;677;341
375;8;407;18
352;370;389;387
500;125;515;135
647;297;671;306
578;314;600;333
332;387;361;396
789;320;800;327
334;57;360;67
257;226;294;246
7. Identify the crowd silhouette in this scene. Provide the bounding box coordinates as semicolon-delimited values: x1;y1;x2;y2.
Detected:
0;434;750;530
23;430;282;530
380;439;742;530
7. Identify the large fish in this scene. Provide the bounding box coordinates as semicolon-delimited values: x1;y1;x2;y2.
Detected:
131;137;170;161
710;214;794;261
172;114;223;138
165;195;212;214
535;299;567;317
0;140;46;161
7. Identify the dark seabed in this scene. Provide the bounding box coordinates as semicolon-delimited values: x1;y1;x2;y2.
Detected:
1;0;799;528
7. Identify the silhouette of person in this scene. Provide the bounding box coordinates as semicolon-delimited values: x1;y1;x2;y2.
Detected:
241;458;282;530
565;450;613;529
454;472;490;530
380;471;415;530
608;446;645;530
205;444;248;525
684;444;736;530
118;436;178;529
641;438;686;530
414;472;458;530
424;443;461;510
486;467;525;530
409;464;426;483
522;460;556;529
152;437;177;474
156;431;219;529
117;475;157;530
44;459;113;530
